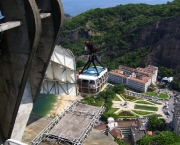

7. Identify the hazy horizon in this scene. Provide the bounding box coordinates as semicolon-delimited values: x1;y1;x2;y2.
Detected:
61;0;173;16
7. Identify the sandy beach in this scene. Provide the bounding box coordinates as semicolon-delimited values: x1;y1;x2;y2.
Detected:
48;95;79;117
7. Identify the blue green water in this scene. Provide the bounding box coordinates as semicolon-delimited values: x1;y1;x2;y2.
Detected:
31;94;58;116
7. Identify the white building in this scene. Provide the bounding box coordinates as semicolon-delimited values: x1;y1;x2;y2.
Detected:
108;65;158;92
162;77;173;83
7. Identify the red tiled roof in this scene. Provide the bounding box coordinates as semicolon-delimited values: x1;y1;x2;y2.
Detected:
137;67;144;71
109;70;126;77
117;120;138;127
119;65;134;70
94;124;107;130
109;128;122;139
146;130;153;135
110;70;151;84
145;65;157;71
137;69;153;76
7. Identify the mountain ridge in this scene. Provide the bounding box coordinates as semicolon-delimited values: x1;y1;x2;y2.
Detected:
58;0;180;72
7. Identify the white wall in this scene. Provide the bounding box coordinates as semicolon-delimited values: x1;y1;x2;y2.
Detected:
40;46;77;96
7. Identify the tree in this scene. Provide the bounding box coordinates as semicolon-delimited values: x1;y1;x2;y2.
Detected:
170;142;180;145
101;112;119;121
113;84;125;94
114;138;126;145
152;131;180;145
171;78;180;91
76;60;86;68
148;116;166;131
147;83;156;92
158;83;166;89
158;67;176;78
136;131;180;145
136;135;153;145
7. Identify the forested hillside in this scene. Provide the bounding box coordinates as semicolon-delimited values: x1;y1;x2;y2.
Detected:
58;0;180;73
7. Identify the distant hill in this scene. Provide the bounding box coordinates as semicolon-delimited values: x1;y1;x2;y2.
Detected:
64;13;72;20
58;0;180;72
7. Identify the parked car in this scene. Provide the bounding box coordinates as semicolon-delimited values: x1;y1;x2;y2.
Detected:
171;109;174;113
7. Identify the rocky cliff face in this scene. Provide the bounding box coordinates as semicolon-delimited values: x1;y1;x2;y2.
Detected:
132;17;180;70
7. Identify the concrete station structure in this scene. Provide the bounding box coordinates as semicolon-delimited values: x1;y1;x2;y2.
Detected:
108;65;158;92
0;0;64;142
41;46;77;96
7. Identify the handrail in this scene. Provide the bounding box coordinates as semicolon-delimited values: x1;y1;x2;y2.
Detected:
4;139;27;145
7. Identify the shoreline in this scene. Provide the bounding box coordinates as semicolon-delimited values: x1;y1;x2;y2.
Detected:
47;95;78;117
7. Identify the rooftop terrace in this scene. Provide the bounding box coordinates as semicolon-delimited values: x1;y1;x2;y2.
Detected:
78;67;107;81
81;67;104;77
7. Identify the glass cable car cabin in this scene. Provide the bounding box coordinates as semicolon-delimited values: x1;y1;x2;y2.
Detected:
77;66;108;95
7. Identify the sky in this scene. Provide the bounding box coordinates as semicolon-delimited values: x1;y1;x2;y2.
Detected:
61;0;173;16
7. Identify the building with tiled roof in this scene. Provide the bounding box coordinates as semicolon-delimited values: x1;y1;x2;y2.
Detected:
109;128;122;139
108;65;158;92
94;118;151;145
131;118;152;145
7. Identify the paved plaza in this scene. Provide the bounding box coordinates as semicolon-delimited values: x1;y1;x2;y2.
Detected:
112;93;172;120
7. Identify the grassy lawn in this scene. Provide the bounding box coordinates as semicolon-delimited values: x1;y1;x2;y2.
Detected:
123;94;137;101
146;114;163;118
131;98;143;102
134;104;158;111
144;92;156;96
135;100;154;105
119;116;139;119
114;95;121;101
108;108;119;114
149;101;162;105
118;110;139;118
132;110;152;115
118;110;135;116
158;93;169;99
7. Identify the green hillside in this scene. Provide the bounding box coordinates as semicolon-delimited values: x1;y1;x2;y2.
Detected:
59;0;180;71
